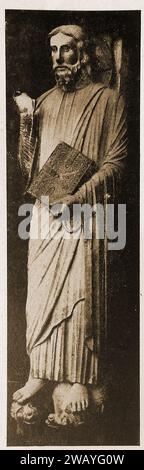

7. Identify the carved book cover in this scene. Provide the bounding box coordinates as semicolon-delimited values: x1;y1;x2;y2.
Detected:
27;142;98;203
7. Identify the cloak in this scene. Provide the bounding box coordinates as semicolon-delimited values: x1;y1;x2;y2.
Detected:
18;81;127;382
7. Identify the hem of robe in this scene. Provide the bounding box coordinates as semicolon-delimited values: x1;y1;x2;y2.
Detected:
30;300;98;385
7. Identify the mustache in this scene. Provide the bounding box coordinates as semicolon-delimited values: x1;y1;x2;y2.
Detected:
53;65;72;71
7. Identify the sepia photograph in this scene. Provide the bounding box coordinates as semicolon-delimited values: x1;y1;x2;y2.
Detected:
5;8;140;447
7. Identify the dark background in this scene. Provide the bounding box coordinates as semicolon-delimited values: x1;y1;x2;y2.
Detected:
6;10;140;445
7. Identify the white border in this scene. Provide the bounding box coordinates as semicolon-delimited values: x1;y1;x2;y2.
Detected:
0;0;143;451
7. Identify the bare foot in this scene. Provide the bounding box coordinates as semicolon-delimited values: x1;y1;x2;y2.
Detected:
62;383;88;412
52;383;72;416
13;378;46;404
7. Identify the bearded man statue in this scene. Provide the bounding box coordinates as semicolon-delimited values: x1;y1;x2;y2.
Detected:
12;24;127;427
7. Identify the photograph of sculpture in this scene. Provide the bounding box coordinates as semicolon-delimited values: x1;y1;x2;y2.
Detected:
6;9;140;446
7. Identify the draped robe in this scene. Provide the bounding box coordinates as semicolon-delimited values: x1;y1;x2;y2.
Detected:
18;81;127;384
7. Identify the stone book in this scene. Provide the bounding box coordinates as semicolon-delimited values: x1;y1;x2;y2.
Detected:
27;142;98;204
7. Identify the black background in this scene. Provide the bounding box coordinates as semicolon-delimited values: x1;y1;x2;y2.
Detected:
6;10;140;445
1;450;144;465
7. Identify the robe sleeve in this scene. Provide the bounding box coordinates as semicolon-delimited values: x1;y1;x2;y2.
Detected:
75;91;128;204
92;92;127;181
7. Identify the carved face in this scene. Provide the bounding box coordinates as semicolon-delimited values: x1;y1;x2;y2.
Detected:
50;32;82;91
50;32;78;71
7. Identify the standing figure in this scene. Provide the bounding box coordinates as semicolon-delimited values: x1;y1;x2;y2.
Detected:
12;24;127;426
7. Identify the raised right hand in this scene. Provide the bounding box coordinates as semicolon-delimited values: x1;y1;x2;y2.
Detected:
13;92;35;115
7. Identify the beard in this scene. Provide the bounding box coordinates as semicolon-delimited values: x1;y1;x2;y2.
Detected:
54;64;82;92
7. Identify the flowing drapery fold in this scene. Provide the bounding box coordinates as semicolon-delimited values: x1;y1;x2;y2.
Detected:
18;82;127;383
